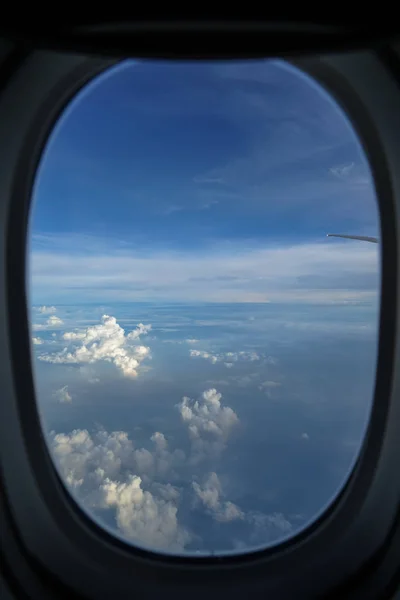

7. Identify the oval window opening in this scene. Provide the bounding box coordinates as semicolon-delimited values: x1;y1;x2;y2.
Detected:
28;59;381;556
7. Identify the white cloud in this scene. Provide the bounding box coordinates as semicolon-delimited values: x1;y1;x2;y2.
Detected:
50;428;190;552
38;315;151;377
133;432;185;480
190;350;219;364
162;204;184;215
37;305;57;314
32;336;44;345
207;373;263;389
54;385;72;403
161;200;219;215
246;511;293;545
329;162;373;188
101;476;190;551
190;349;260;366
49;315;63;326
50;429;135;488
193;472;293;545
177;388;239;461
259;381;281;387
185;338;199;344
31;236;379;304
193;472;243;522
48;405;292;552
33;315;64;331
259;381;281;397
79;366;100;383
330;162;355;179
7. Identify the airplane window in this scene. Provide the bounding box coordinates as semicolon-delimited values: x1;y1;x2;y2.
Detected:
27;60;380;556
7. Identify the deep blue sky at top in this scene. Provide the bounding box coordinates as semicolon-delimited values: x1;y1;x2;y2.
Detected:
30;59;379;255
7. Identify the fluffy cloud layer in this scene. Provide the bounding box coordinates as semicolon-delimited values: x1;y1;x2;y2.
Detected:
33;315;64;331
48;375;296;553
38;315;151;377
178;388;239;462
50;424;292;553
31;236;379;304
32;336;44;345
50;428;190;551
190;349;260;367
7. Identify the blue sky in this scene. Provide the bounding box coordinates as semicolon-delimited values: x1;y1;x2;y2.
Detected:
30;59;379;305
28;59;380;555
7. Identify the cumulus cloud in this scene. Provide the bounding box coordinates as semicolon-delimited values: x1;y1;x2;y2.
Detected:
38;315;151;377
190;350;219;364
37;305;57;314
50;429;136;489
133;432;185;480
101;475;190;551
54;385;72;403
193;472;243;522
190;349;260;367
33;315;64;331
193;472;293;545
50;428;190;551
49;315;63;326
48;398;292;552
185;338;199;344
177;388;239;461
32;336;44;345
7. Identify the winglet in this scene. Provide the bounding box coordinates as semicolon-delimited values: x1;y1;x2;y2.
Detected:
327;234;378;243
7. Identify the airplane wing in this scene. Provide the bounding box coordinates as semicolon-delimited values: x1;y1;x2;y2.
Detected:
327;234;379;243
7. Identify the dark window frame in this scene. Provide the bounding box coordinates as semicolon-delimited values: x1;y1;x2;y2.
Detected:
0;46;399;600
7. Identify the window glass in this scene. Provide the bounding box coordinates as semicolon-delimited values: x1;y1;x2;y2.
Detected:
28;60;380;555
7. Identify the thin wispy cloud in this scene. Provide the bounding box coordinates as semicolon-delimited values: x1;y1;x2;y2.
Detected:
54;385;72;403
329;161;372;188
30;235;379;304
160;200;219;216
330;162;355;179
193;176;225;185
